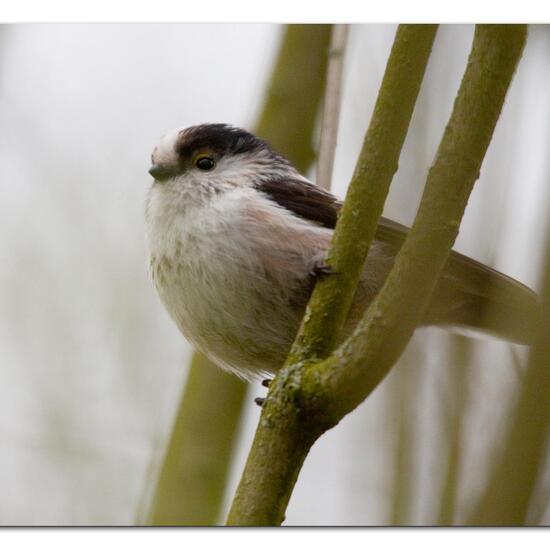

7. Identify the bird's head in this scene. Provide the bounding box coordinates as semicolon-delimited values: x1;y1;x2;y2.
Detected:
149;124;296;199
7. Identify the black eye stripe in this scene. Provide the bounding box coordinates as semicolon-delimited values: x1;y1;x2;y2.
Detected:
195;157;216;171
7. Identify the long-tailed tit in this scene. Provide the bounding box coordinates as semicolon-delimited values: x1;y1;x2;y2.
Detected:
146;124;538;379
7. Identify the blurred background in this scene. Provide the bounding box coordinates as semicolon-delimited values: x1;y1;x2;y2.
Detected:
0;24;549;525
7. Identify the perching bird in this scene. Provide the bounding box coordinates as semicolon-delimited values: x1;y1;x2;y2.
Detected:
146;123;539;379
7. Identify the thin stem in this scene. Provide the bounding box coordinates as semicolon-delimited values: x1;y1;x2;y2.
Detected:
436;336;473;525
256;25;332;173
149;354;246;525
316;24;350;191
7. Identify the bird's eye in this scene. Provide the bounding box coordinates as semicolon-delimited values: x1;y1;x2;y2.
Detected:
195;156;216;171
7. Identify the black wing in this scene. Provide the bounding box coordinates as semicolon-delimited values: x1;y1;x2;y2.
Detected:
255;177;340;229
257;175;411;242
256;177;534;307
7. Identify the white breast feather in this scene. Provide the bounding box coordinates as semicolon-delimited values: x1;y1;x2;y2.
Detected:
146;183;333;378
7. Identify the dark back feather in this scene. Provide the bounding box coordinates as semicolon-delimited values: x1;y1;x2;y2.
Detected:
255;177;341;229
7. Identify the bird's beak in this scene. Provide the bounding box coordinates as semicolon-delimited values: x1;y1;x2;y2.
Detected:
149;163;176;181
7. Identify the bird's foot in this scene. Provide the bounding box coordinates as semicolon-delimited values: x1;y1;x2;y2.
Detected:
255;379;273;406
310;260;337;280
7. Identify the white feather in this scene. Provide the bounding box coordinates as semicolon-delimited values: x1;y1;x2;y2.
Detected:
146;174;333;378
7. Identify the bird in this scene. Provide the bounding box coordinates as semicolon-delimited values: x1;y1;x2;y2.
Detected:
145;123;539;380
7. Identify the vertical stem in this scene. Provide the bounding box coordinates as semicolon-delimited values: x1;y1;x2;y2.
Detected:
436;336;472;525
149;354;246;525
389;344;424;525
255;25;332;173
226;388;323;526
316;24;349;190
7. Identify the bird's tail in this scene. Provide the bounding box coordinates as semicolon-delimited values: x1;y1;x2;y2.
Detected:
424;250;540;345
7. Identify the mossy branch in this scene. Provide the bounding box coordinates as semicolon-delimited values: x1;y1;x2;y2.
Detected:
227;24;527;526
315;25;527;422
227;23;438;525
290;25;438;365
147;24;331;525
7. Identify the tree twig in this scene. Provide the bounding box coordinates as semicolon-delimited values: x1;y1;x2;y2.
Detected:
226;24;438;525
317;25;527;423
226;24;527;526
290;25;438;366
316;24;350;191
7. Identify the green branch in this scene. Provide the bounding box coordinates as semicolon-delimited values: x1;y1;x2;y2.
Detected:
227;24;527;526
149;354;246;525
227;24;438;525
147;24;331;526
316;25;528;422
290;25;438;364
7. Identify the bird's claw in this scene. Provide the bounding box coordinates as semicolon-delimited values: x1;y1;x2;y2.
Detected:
310;261;337;279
